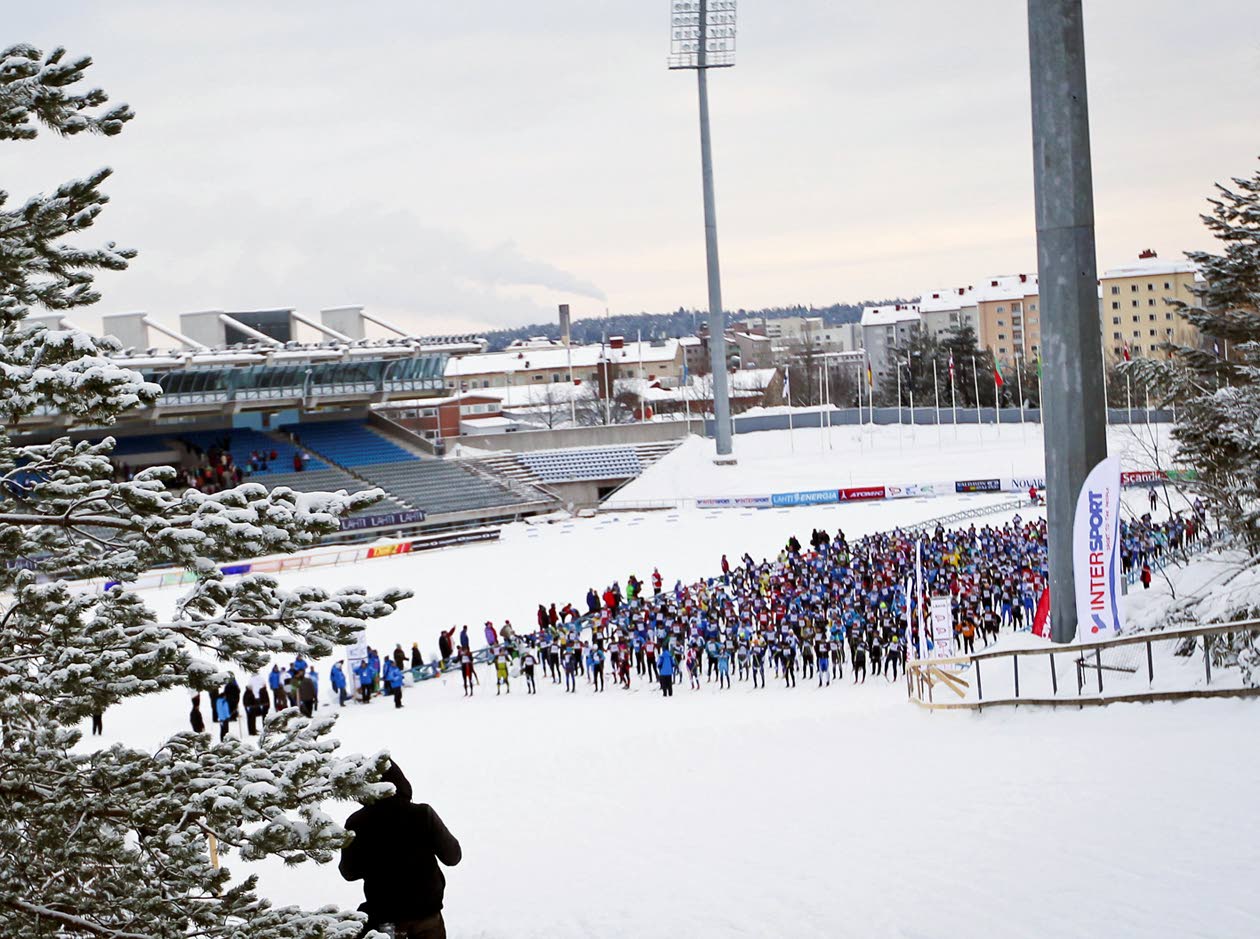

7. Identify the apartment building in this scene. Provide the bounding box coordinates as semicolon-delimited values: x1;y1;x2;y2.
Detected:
860;304;921;383
1098;251;1198;362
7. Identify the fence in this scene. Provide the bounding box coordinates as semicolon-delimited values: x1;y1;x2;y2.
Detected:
906;619;1260;710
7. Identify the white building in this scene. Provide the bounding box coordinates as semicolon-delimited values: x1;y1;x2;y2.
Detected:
860;304;921;384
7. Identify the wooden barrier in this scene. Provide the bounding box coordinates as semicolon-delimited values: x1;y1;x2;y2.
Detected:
906;618;1260;711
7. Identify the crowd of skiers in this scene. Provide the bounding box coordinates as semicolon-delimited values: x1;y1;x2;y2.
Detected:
431;515;1048;699
434;495;1209;699
177;490;1207;736
1122;496;1208;589
188;642;431;739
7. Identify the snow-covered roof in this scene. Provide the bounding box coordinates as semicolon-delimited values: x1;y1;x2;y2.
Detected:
917;287;974;314
972;274;1037;302
861;304;921;327
730;367;779;391
460;416;519;429
1102;256;1196;279
447;339;682;377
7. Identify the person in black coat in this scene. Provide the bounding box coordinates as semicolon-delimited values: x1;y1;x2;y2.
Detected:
242;686;260;736
189;695;205;734
340;761;461;938
222;675;241;720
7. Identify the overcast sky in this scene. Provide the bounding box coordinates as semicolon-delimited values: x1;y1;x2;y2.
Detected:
7;1;1259;337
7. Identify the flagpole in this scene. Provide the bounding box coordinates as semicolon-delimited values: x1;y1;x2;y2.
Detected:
950;355;958;440
786;366;795;452
932;357;942;447
818;364;825;453
896;364;903;427
1016;356;1025;424
993;358;1002;430
1126;372;1132;425
907;356;915;427
823;359;833;451
1016;355;1027;445
1102;341;1110;425
971;354;982;442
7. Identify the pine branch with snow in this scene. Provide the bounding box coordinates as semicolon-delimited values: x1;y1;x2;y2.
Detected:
1;44;411;938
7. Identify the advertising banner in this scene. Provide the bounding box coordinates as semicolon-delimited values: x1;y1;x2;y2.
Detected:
696;496;773;509
838;486;886;502
407;529;501;552
886;482;947;499
1120;470;1166;487
771;489;840;508
1008;476;1046;492
955;478;1002;493
367;541;413;560
340;508;427;531
1073;456;1124;642
929;595;954;659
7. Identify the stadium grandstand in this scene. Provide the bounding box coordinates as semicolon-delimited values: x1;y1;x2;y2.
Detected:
12;307;564;539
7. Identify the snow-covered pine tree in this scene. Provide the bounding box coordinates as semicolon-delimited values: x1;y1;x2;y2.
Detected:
1129;160;1260;558
1;44;410;937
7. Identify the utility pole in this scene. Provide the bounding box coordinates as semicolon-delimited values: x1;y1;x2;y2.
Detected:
1028;0;1109;643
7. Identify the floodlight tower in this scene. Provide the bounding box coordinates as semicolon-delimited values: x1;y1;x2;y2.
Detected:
670;0;737;460
1027;0;1108;643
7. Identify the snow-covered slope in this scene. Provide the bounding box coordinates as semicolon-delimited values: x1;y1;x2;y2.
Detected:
85;420;1260;939
615;421;1177;502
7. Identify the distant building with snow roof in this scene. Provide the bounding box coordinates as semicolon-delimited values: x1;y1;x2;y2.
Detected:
860;303;921;385
917;286;979;341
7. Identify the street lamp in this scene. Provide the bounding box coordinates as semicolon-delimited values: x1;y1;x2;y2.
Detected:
670;0;737;461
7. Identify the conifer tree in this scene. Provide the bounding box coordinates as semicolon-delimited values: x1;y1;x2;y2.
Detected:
1131;160;1260;557
1;44;409;937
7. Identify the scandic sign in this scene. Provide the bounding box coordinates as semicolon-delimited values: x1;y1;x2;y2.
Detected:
1121;470;1167;486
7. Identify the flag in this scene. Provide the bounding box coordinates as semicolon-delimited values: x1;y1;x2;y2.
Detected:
1213;340;1221;357
866;355;873;387
1035;353;1043;379
993;361;1005;388
1122;340;1131;362
1032;588;1051;638
947;352;955;384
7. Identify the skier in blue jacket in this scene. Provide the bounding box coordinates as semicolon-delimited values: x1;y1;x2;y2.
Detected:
331;662;348;706
214;692;232;741
657;647;675;697
383;660;404;709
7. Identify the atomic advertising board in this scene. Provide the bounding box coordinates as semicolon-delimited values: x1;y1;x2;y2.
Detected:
838;486;886;502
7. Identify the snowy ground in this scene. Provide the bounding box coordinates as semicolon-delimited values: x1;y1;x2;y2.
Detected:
87;421;1260;938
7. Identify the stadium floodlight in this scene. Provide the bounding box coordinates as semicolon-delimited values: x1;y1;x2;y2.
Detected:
668;0;737;70
670;0;737;460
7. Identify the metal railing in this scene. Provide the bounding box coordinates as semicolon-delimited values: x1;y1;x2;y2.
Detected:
906;618;1260;710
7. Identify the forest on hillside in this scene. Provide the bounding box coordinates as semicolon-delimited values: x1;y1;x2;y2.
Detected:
480;300;904;351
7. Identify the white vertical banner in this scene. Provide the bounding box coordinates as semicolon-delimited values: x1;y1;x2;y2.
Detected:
929;595;954;659
1073;455;1124;641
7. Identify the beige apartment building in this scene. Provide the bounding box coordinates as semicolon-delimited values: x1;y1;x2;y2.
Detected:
973;273;1042;363
1098;252;1198;362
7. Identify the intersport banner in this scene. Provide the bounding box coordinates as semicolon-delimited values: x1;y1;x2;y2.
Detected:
1072;456;1124;642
